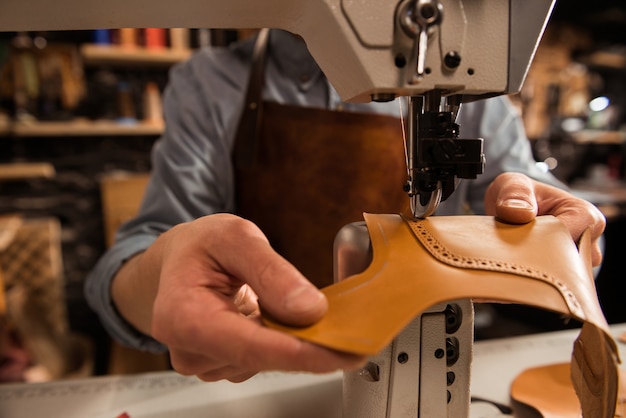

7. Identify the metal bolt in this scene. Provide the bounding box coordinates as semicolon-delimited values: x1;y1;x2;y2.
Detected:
359;361;381;382
444;51;461;69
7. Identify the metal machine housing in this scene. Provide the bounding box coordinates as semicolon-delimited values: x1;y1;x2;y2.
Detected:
334;221;474;417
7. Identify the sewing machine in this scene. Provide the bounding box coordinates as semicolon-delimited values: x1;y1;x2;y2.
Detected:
335;219;475;417
0;0;554;217
0;0;555;416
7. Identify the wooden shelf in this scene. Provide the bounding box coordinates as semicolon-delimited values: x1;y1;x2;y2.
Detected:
81;44;192;67
10;119;164;137
578;50;626;71
0;163;56;181
0;43;184;137
571;129;626;145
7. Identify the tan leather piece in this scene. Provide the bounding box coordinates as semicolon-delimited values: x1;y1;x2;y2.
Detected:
601;368;625;418
264;213;609;353
511;363;626;418
263;213;620;417
511;363;581;418
571;323;620;417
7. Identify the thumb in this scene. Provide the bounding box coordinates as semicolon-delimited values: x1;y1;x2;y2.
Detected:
485;173;538;224
213;216;328;326
253;249;328;327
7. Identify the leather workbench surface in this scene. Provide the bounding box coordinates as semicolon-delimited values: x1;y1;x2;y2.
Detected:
1;323;625;418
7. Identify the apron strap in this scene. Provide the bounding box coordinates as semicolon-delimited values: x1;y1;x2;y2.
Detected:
233;28;270;168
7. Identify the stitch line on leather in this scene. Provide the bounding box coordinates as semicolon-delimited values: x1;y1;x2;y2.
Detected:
404;219;585;319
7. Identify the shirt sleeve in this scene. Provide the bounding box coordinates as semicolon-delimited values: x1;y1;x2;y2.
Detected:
84;29;335;352
84;47;250;352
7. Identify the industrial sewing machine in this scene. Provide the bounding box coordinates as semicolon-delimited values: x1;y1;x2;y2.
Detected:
0;0;555;416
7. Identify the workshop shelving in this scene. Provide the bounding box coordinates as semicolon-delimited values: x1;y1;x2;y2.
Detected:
8;119;164;137
571;129;626;145
0;37;187;139
80;43;192;68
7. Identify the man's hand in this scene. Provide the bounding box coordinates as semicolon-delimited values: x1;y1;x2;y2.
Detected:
112;214;365;383
484;172;606;266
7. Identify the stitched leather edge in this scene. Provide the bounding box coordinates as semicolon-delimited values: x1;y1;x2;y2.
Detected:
404;218;585;319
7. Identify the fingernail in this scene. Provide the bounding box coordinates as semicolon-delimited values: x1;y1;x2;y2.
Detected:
285;285;326;316
501;198;534;210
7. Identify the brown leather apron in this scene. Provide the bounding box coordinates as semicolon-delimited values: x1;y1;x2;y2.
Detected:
234;30;409;288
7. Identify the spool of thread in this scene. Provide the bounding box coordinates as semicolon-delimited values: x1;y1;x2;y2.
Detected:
118;28;138;49
144;28;166;50
196;28;211;48
116;81;137;124
92;29;111;45
169;28;190;51
142;82;163;124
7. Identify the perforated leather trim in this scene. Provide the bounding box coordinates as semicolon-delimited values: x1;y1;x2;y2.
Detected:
405;219;585;319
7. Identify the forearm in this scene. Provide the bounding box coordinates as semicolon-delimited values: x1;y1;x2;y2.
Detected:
111;233;167;337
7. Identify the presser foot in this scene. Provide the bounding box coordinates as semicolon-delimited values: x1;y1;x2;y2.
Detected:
410;183;442;218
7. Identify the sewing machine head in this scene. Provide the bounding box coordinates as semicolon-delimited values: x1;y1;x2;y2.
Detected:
344;0;554;217
0;0;555;101
0;0;555;216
